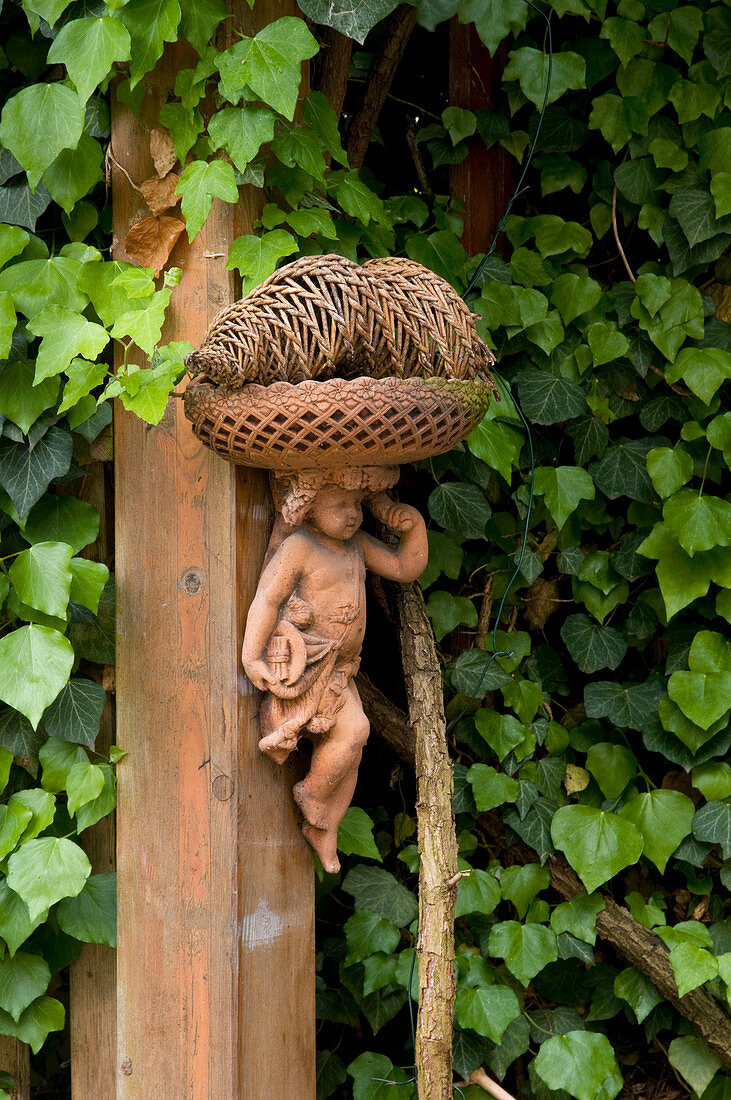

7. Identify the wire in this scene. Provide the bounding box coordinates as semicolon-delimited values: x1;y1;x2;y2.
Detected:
462;0;554;301
446;372;535;735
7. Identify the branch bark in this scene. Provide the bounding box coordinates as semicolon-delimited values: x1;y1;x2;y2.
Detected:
359;673;731;1071
346;4;418;169
396;585;459;1100
318;26;353;120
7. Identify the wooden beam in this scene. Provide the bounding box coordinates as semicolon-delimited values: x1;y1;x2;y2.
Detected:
112;5;314;1096
0;1037;29;1100
70;459;116;1100
449;20;513;256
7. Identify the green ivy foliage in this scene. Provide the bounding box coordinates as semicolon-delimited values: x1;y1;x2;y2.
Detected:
0;0;729;1095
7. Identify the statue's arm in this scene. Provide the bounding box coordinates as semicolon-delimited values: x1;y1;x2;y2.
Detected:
242;537;303;689
357;499;428;583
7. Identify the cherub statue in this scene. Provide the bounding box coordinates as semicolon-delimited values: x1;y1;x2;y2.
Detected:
242;465;428;873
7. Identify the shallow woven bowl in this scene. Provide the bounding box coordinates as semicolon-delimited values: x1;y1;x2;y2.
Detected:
184;374;493;471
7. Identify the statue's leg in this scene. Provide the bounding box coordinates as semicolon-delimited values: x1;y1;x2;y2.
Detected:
294;683;369;872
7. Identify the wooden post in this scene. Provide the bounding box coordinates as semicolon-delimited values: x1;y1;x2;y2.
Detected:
0;1038;29;1100
112;5;315;1097
449;21;513;255
70;459;117;1100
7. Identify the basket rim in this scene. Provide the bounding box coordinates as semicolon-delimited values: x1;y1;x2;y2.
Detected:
186;372;495;397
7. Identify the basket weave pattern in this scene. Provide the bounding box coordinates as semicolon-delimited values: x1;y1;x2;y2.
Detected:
184;375;490;470
185;254;497;387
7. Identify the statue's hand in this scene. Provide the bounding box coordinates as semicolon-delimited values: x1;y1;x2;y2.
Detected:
382;502;418;533
245;658;278;692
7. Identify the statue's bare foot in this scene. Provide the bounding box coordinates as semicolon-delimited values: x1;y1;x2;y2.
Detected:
293;781;329;830
302;823;340;874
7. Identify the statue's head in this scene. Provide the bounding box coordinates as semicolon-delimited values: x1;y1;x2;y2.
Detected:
272;466;399;529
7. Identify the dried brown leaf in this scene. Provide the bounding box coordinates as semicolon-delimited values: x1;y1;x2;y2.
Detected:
124;214;185;276
149;126;177;177
140;173;181;216
523;576;559;630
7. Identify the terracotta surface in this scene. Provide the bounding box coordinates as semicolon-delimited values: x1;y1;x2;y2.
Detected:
184;373;492;469
242;467;428;871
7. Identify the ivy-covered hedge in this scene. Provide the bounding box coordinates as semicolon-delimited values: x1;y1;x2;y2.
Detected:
0;0;729;1096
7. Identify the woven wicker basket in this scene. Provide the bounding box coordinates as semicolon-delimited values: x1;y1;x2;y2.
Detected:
184;255;497;470
184;374;492;470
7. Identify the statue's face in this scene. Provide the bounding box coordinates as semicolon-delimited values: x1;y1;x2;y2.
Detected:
307;488;363;541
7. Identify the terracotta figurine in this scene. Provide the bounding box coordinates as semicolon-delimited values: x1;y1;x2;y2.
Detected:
242;465;428;872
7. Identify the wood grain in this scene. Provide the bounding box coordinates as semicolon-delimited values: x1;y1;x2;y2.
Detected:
449;20;513;255
70;461;117;1100
0;1037;29;1100
113;6;314;1096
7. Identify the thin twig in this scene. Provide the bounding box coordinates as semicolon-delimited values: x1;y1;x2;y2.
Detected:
406;121;432;194
476;573;494;650
348;78;441;121
612;184;636;283
648;362;692;397
107;146;143;194
454;1067;519;1100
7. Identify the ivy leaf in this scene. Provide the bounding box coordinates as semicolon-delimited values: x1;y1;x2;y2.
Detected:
534;466;594;530
207;106;276;173
9;541;74;618
337;806;381;861
12;790;55;844
668;1037;721;1097
459;0;528;55
0;707;45;761
342;866;417;927
56;871;116;947
428;481;491;539
647;6;703;64
0;626;74;729
0;802;33;861
302;92;348;166
475;711;531;762
233;18;318;119
0;256;87;317
43;678;106;747
663;490;731;557
0;951;50;1022
425;591;477;641
638;523;731;620
0;361;59;435
47;17;131;105
455;985;521;1044
119;0;181;89
0;426;73;517
618;791;694;873
347;1052;413;1099
0;225;29;269
295;0;399;44
669;189;731;248
692;801;731;859
504;48;585;108
24;495;99;554
584;680;664;731
6;836;91;921
589;94;649;153
76;764;116;832
176;159;238;242
179;0;227;56
488;921;558;985
501;864;550;919
0;880;47;957
585;743;636;799
560;615;627;674
467;764;519;812
667;348;731;405
466;419;523;482
550;272;602;325
66;757;105;816
455;868;501;917
515;370;586;425
344;909;399;963
0;84;84;189
42;133;104;216
551;806;643;892
613;967;662;1024
550;894;604;946
646;447;693;499
0;996;64;1055
69;559;109;615
534;1031;623;1100
331;170;387;227
590;438;659;503
28;305;109;385
0;178;52;231
226;230;296;294
668;942;718;998
668;631;731;730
